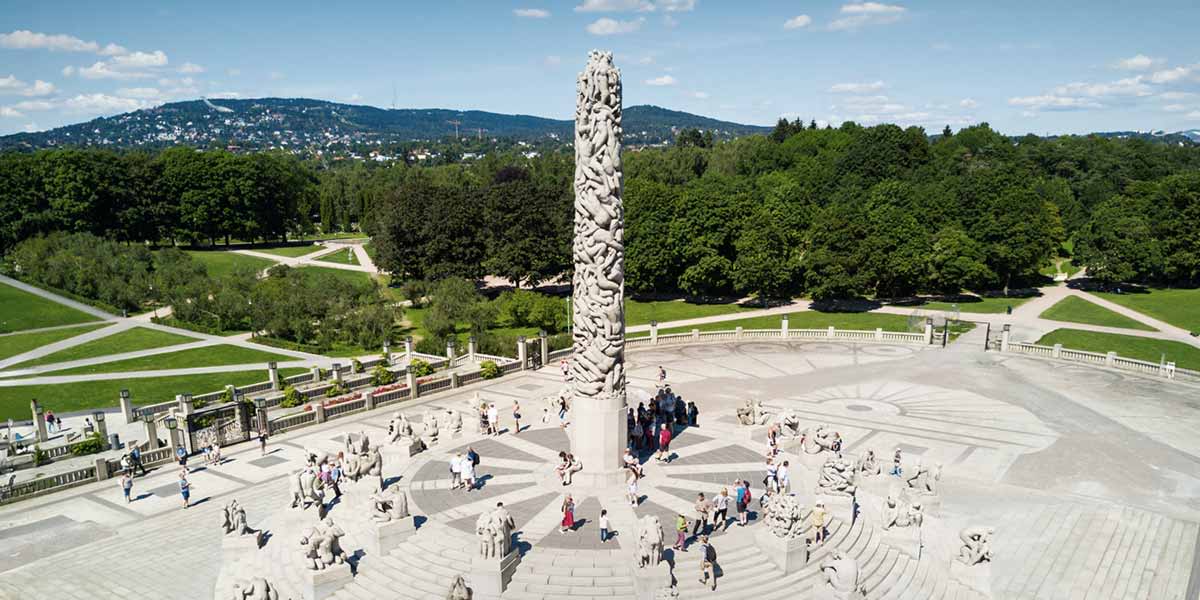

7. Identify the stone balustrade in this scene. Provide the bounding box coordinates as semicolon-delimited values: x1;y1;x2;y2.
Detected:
1003;341;1194;381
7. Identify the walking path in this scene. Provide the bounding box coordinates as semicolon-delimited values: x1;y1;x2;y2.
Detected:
234;245;377;274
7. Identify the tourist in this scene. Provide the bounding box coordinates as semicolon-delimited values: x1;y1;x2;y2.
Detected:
202;444;212;465
657;366;667;385
623;448;641;478
765;457;779;492
687;401;699;427
179;474;191;509
811;501;828;544
560;358;570;381
45;410;56;433
129;445;146;476
479;403;490;433
631;419;644;451
119;472;133;503
656;424;672;463
560;495;575;533
643;418;654;450
562;454;582;486
555;451;569;483
467;446;481;471
734;480;748;526
259;430;269;456
450;453;464;489
778;460;791;494
766;423;779;451
512;400;522;435
697;535;716;591
891;447;902;476
713;488;731;532
599;509;611;543
851;491;860;526
674;397;687;427
211;443;222;465
557;396;569;428
759;489;774;519
176;446;188;470
627;471;640;507
693;493;712;537
488;403;500;436
330;460;343;498
832;432;843;456
673;513;688;551
462;451;477;491
120;453;132;477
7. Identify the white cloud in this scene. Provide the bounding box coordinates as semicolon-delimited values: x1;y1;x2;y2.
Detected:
1162;104;1189;112
63;93;151;114
514;8;551;18
1114;54;1161;71
692;91;709;99
0;107;22;118
645;75;677;86
178;62;205;74
61;65;75;77
544;55;562;66
23;122;39;132
111;50;168;69
1186;111;1200;121
0;76;57;97
829;2;906;31
24;80;55;96
1160;91;1195;100
1008;95;1102;111
657;0;695;11
1053;77;1151;98
784;15;812;29
12;100;53;111
576;0;653;11
0;29;98;52
78;61;150;80
637;55;654;64
99;43;127;56
959;98;978;108
1149;66;1190;84
0;75;22;91
586;17;644;35
117;87;162;99
830;81;885;93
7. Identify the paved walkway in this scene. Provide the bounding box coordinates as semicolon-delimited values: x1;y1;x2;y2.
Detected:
234;245;377;274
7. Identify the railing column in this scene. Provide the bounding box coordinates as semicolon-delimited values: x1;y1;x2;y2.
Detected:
1105;351;1116;367
450;372;460;389
94;457;111;482
331;363;342;383
539;330;549;366
31;400;47;443
781;316;789;338
268;361;280;390
827;326;835;338
119;389;135;425
692;328;700;341
923;318;933;345
650;321;658;345
314;403;326;424
144;417;160;449
1052;344;1062;358
469;336;477;361
310;365;322;382
875;327;883;340
404;336;414;363
1163;361;1176;379
382;339;392;365
1000;325;1011;352
406;371;419;399
446;340;456;364
517;336;528;370
736;326;744;339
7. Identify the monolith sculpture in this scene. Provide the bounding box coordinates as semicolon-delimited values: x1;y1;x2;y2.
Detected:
570;50;628;487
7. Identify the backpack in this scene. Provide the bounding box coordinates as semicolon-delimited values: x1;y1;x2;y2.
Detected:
743;488;752;504
470;451;480;467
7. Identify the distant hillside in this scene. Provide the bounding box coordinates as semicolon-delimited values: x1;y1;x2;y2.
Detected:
1082;129;1200;145
0;98;771;152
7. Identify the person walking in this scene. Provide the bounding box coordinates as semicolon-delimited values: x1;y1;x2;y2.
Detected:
713;488;731;532
462;452;477;492
674;513;688;551
739;480;752;526
627;470;640;507
693;493;712;537
178;474;191;509
211;443;222;465
734;480;748;526
330;460;343;498
259;430;268;456
891;447;903;476
45;410;56;433
811;501;828;544
688;401;699;427
120;453;133;477
599;509;611;543
129;445;147;476
512;400;522;435
450;453;464;489
657;366;667;385
119;472;133;503
697;535;716;591
175;446;188;471
488;403;500;436
560;495;575;533
560;358;570;382
765;457;779;493
778;460;791;494
656;424;672;463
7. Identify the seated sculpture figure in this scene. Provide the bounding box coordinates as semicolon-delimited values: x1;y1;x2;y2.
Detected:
821;551;866;599
880;493;923;530
636;515;664;568
735;398;770;426
858;449;880;477
423;409;440;443
956;526;994;565
445;575;471;600
290;468;325;511
299;518;346;570
388;412;413;443
763;493;806;539
778;410;803;438
221;499;253;536
802;424;837;454
905;460;941;495
370;486;410;523
228;577;279;600
817;455;858;496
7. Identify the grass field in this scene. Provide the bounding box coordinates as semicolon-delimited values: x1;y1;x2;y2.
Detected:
314;247;360;266
658;311;914;335
298;266;375;288
0;323;110;362
1040;259;1082;279
921;295;1033;314
0;283;103;333
626;299;753;327
254;244;318;258
1091;288;1200;334
1039;296;1156;331
363;242;377;261
0;368;306;421
1035;329;1200;371
7;326;200;370
185;250;276;279
34;343;296;376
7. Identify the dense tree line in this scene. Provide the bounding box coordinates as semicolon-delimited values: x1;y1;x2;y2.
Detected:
2;123;1198;301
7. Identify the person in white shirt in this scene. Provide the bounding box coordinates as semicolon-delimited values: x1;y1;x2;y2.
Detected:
626;470;639;507
713;488;731;532
487;404;500;436
450;453;463;489
461;455;476;491
766;458;779;493
599;509;611;543
778;460;791;494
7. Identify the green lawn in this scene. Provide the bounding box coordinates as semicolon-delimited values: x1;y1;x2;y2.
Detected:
658;311;915;335
1039;296;1156;331
0;323;110;362
299;232;369;242
314;247;360;266
254;244;318;258
0;368;306;422
1040;259;1082;279
1091;288;1200;334
363;242;377;262
921;295;1033;314
297;266;375;289
1035;329;1200;371
625;299;752;327
185;250;276;279
32;344;296;376
7;326;200;370
0;283;103;333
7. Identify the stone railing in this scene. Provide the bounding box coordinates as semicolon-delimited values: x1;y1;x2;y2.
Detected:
1003;341;1196;381
627;326;929;348
0;465;97;505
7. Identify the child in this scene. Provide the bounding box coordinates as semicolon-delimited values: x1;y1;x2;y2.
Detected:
599;509;610;543
674;513;688;551
541;408;550;424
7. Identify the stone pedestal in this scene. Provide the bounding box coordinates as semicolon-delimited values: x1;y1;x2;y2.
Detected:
300;562;353;600
950;560;992;597
737;424;768;443
221;531;263;554
383;439;422;460
632;562;672;600
797;449;831;469
366;516;416;557
755;528;809;574
439;427;463;442
570;393;629;488
469;551;521;600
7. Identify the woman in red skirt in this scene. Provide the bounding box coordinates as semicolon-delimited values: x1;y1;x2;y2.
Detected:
560;494;575;533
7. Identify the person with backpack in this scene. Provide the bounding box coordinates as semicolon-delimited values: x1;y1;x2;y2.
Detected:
129;445;146;476
739;480;752;526
697;535;716;591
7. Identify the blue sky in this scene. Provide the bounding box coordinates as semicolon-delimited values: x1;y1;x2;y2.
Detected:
2;0;1199;136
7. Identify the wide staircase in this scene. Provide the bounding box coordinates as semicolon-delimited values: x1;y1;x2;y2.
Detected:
503;547;637;600
329;520;476;600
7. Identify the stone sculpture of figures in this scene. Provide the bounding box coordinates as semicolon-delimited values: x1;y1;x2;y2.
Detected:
228;577;279;600
777;410;803;438
571;50;627;404
424;409;440;439
881;493;923;530
369;486;409;523
388;412;413;443
763;493;806;539
636;515;664;568
299;518;346;571
802;424;837;454
821;551;866;599
956;526;994;566
817;455;858;496
858;449;880;477
446;574;471;600
363;444;382;478
447;409;463;433
475;512;497;560
905;461;942;495
290;468;325;511
736;398;770;426
476;504;516;559
222;499;252;536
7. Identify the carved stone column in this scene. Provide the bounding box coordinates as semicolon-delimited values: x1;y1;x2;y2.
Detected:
569;50;629;488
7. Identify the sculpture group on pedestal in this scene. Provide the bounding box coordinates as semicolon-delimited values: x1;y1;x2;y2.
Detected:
475;503;516;560
817;455;858;496
636;515;664;568
227;577;280;600
299;517;347;570
735;398;770;426
778;410;803;438
820;551;866;599
446;574;471;600
880;492;923;530
904;460;942;496
290;467;326;513
423;408;440;446
858;449;880;477
802;424;839;454
369;486;410;523
956;526;994;566
221;498;255;537
763;493;806;539
388;412;413;442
